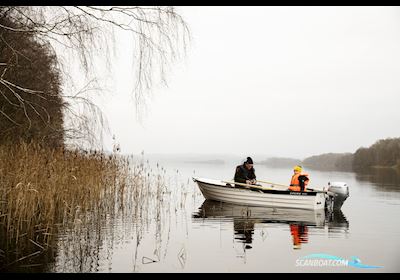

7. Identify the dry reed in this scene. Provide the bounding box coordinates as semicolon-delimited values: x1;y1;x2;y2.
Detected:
0;142;129;271
0;142;191;272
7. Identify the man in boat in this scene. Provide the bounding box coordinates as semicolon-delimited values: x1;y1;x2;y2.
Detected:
289;165;309;192
234;157;257;186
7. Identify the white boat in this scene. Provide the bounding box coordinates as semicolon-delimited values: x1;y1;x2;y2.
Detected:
193;177;328;210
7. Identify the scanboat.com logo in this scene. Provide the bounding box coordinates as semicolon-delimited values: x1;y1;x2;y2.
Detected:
296;253;383;269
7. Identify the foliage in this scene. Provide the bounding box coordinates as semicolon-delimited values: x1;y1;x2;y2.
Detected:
0;16;64;147
301;138;400;172
302;153;353;171
0;6;189;146
353;137;400;171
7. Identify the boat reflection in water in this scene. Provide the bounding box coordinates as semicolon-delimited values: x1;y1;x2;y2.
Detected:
192;199;349;250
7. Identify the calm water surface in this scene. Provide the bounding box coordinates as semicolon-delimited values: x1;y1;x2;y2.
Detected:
48;159;400;272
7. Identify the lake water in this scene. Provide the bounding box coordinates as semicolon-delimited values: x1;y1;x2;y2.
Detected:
47;158;400;272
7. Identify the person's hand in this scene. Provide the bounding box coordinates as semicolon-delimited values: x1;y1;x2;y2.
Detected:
246;180;251;185
251;179;256;184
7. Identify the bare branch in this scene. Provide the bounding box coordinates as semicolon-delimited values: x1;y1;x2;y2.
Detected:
0;6;190;147
0;106;21;126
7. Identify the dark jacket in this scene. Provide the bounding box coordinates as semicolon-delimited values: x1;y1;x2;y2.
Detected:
234;164;256;184
298;175;309;192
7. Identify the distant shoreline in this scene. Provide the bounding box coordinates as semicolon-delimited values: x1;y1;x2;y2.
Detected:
370;165;400;170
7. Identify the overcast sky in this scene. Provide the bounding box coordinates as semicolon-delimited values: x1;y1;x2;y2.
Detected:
95;6;400;160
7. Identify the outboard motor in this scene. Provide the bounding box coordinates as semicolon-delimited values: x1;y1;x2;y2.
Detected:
325;182;349;211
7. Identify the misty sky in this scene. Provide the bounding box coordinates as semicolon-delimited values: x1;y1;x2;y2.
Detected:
95;6;400;160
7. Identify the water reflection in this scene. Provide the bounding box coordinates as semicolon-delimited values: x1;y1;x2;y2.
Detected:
233;219;255;249
326;209;350;235
290;224;308;249
192;199;349;251
355;168;400;191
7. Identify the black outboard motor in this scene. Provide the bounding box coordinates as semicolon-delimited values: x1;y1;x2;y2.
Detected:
325;182;349;211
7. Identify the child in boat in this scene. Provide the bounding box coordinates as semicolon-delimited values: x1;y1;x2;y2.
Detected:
289;165;309;192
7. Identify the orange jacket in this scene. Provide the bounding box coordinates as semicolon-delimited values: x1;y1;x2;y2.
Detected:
289;173;309;192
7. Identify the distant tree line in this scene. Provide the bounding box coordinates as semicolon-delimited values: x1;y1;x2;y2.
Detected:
303;137;400;172
352;137;400;171
259;137;400;172
302;153;354;171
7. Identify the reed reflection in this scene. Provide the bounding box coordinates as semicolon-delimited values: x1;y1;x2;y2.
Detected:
192;199;349;251
45;160;178;272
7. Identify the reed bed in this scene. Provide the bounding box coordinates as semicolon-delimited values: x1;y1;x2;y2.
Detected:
0;142;132;271
48;159;187;272
0;142;194;272
48;162;196;272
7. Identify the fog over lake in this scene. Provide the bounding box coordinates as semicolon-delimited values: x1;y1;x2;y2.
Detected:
93;6;400;160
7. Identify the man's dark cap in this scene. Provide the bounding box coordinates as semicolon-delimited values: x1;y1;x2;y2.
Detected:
246;157;253;164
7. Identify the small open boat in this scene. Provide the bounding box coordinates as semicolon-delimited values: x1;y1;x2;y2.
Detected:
193;177;349;210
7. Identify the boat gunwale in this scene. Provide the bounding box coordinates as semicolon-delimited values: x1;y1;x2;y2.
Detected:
194;177;318;197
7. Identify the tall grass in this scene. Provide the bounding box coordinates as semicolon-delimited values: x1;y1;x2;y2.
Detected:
0;142;194;272
49;159;175;272
0;142;130;271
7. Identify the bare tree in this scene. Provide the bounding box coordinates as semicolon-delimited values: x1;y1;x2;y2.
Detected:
0;6;190;147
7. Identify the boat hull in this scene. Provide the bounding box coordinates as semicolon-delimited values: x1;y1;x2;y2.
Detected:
193;177;326;210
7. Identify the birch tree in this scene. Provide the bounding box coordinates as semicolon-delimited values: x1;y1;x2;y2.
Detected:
0;6;189;147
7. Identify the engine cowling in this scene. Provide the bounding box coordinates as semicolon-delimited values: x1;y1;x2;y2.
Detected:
325;182;349;210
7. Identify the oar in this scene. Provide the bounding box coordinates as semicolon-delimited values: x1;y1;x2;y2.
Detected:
223;180;336;196
257;180;289;189
257;179;336;196
222;180;274;191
